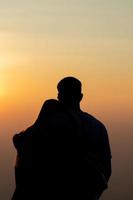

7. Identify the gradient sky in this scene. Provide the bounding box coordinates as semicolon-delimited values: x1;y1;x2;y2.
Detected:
0;1;133;199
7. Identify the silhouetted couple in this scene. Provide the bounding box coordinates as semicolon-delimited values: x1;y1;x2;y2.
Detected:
12;77;112;200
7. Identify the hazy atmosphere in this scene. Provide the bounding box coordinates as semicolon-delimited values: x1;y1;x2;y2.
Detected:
0;0;133;199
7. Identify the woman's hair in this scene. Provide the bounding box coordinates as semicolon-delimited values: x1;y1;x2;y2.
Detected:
34;99;60;126
23;99;60;134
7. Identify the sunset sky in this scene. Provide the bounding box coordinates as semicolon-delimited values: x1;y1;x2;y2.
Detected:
0;1;133;199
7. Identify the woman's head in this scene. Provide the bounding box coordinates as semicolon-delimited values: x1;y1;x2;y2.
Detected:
35;99;60;126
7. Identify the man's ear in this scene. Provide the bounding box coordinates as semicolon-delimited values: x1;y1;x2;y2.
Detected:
57;92;63;101
79;93;83;102
57;92;60;100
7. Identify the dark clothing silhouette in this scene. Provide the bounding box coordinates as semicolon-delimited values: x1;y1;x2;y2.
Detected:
12;77;112;200
12;105;111;199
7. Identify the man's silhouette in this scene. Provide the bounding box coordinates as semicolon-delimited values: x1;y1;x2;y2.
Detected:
56;77;112;199
12;77;112;200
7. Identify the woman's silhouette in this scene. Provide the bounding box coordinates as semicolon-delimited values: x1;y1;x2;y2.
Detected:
12;99;61;200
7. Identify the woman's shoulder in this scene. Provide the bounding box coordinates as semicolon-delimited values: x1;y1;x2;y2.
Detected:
13;127;33;150
13;132;24;149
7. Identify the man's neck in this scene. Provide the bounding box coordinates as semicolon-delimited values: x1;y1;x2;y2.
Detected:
61;102;81;111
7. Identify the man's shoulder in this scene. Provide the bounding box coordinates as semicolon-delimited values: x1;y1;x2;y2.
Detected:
78;111;106;129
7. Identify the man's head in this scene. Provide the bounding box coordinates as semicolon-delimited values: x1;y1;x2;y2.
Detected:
57;77;83;110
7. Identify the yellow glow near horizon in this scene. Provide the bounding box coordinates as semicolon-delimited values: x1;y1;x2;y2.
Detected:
0;85;5;97
0;57;7;97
